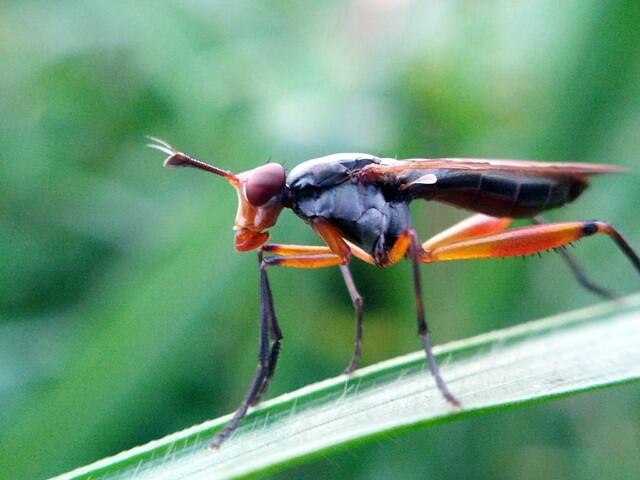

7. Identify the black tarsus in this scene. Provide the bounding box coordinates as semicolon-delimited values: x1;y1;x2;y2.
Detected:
210;252;283;449
533;215;616;300
601;223;640;273
340;264;364;374
252;253;283;404
407;229;461;408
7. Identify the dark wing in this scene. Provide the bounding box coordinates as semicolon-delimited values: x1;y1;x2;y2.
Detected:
356;158;625;218
362;158;625;180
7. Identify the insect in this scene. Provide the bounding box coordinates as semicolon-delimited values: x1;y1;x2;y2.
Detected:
148;137;640;448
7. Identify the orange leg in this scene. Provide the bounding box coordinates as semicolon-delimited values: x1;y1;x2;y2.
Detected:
420;221;640;273
380;213;513;266
387;229;413;265
262;252;344;268
422;214;512;251
422;214;615;298
263;240;378;267
258;218;357;268
310;217;352;262
344;240;376;265
261;244;332;255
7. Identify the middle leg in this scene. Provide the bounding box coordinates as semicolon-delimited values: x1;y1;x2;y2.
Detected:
340;264;364;374
385;229;462;407
408;229;462;407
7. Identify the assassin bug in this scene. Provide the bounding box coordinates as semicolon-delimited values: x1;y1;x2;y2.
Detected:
148;137;640;448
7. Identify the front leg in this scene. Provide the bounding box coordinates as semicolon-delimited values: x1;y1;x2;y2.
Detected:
264;218;368;373
408;230;461;407
251;251;282;406
340;265;364;373
211;238;361;449
210;252;277;449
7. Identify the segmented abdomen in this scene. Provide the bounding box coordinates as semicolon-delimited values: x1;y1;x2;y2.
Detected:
408;170;588;217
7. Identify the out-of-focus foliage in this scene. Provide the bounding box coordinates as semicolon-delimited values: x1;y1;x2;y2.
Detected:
0;1;638;479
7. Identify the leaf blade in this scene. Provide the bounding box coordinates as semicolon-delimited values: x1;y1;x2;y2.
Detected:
52;294;640;480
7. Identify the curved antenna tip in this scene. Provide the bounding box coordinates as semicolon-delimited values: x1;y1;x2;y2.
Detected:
146;136;178;158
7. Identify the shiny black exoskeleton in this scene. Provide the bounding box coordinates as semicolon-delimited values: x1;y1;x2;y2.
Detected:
288;154;411;265
286;153;589;265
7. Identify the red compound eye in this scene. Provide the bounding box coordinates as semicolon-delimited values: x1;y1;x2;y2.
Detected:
245;163;285;207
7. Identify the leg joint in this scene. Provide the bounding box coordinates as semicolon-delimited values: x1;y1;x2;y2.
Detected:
261;256;281;268
260;244;277;253
582;221;601;236
353;295;363;310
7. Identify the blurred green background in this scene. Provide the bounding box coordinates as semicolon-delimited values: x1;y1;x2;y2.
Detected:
1;1;639;478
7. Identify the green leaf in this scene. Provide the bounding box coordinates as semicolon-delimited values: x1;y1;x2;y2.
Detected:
52;294;640;480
